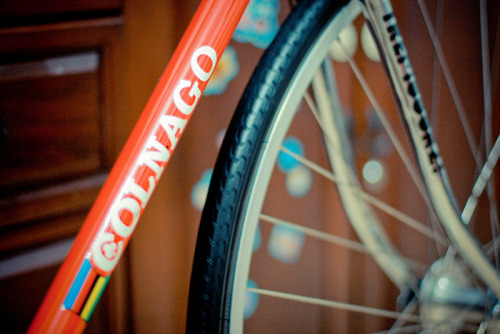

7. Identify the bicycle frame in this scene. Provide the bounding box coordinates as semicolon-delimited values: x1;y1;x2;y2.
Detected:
28;0;249;332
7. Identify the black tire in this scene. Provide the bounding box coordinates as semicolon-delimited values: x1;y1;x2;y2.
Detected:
186;0;351;332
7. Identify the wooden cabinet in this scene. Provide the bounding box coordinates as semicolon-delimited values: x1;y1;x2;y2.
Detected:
0;2;129;333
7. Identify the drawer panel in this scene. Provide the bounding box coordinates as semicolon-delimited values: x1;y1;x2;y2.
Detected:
0;52;103;193
0;0;123;27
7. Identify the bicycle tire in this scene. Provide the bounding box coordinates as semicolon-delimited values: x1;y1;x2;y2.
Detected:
186;1;356;332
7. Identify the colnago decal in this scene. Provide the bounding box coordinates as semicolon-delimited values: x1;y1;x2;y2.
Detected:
382;11;443;173
87;45;218;277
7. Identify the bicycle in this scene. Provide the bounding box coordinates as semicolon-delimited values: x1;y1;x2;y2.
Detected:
28;0;500;332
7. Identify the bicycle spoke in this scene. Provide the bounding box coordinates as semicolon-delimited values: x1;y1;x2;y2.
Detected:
337;43;430;206
260;213;428;274
336;42;449;258
429;0;444;138
462;135;500;224
416;0;482;169
386;295;419;333
480;0;493;153
246;287;420;322
491;9;500;106
280;146;448;247
308;45;450;265
260;213;367;254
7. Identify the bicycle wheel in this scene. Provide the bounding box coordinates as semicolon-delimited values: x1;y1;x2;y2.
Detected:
187;0;500;332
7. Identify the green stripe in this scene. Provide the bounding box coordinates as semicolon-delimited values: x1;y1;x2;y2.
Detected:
80;275;110;322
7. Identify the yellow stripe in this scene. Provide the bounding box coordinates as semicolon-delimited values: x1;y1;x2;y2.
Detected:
80;276;109;321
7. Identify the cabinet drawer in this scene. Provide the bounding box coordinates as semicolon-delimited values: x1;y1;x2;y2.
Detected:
0;0;123;27
0;52;100;192
0;52;102;192
0;18;121;235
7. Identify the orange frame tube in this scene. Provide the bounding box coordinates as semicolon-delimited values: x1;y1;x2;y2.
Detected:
29;0;249;332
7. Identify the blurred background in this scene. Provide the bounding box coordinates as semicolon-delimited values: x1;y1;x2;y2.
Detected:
0;0;498;332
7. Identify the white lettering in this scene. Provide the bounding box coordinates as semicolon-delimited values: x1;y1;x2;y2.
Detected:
141;136;170;178
191;46;217;81
173;79;201;115
92;46;220;275
111;197;141;238
92;231;123;272
159;114;187;149
125;176;155;209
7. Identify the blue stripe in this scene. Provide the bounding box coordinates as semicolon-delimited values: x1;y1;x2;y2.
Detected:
63;259;91;310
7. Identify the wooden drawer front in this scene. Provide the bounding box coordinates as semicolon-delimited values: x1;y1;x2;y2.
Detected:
0;18;121;235
0;0;123;27
0;52;102;192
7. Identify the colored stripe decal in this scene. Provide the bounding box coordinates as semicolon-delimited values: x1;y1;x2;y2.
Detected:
63;258;111;322
80;276;109;322
64;259;92;310
71;269;98;313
